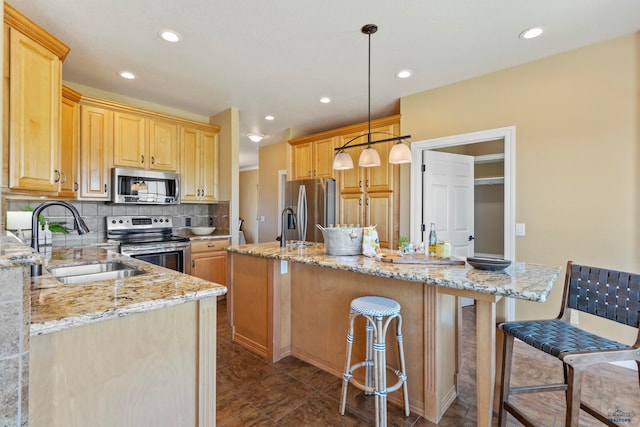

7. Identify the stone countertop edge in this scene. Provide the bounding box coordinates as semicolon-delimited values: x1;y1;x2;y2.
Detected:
227;242;561;303
0;232;42;268
184;233;232;241
30;246;227;336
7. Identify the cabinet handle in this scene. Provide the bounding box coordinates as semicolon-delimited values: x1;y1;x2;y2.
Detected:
141;154;144;164
74;182;78;191
151;156;155;165
366;198;369;206
104;184;108;193
54;170;61;183
197;189;201;197
313;170;317;176
366;180;369;188
192;260;195;268
358;180;362;188
359;199;362;206
61;172;67;184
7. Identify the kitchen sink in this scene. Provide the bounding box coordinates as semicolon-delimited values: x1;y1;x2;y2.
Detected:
47;261;146;285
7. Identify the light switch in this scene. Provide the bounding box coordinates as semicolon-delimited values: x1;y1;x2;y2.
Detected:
515;223;526;237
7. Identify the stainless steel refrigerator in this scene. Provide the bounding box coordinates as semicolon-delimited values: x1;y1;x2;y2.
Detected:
283;178;336;243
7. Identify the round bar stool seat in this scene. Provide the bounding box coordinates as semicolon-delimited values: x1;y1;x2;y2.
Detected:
339;296;410;426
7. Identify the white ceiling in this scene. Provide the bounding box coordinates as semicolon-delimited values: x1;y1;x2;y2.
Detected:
7;0;640;170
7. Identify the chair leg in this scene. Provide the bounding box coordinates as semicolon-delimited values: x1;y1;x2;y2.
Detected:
395;315;410;417
365;321;374;394
340;311;357;415
373;314;386;427
498;334;515;427
565;364;584;427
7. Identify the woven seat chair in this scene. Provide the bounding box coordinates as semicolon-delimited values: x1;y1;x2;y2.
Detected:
498;261;640;427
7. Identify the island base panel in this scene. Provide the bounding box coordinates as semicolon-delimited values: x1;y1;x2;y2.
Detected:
29;299;217;427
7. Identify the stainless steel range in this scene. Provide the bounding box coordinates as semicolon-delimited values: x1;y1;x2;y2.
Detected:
107;215;191;274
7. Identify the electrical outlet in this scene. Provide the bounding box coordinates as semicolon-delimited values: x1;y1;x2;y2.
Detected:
185;217;191;227
570;310;579;325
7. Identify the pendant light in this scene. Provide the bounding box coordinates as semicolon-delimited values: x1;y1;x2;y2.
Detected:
332;24;412;170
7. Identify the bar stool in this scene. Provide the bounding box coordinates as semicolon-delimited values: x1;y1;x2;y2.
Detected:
339;296;410;426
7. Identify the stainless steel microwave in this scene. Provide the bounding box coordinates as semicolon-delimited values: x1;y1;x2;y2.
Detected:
111;168;180;204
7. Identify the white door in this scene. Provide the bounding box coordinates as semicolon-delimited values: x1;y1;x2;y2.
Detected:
422;150;475;258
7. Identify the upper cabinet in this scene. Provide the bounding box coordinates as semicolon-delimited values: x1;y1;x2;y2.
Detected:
78;96;219;202
59;85;81;198
291;137;335;180
180;126;219;203
112;112;179;172
3;3;70;194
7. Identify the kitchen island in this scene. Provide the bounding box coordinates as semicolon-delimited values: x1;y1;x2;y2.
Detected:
227;242;560;425
29;246;227;427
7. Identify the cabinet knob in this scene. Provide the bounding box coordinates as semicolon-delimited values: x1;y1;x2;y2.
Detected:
54;170;61;183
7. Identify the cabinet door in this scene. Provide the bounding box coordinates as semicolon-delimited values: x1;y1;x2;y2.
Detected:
338;192;363;227
79;106;113;200
149;119;178;172
200;130;219;202
8;28;61;193
292;142;312;180
313;138;334;178
337;132;365;193
179;127;199;202
113;112;147;168
59;95;78;197
192;251;227;286
366;191;392;248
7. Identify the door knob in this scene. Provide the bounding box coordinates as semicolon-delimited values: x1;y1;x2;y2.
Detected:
468;235;475;241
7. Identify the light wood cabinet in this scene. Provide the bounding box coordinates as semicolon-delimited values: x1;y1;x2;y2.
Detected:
180;126;219;203
291;137;335;180
78;105;113;200
4;4;69;194
113;113;179;172
190;239;229;286
59;85;81;198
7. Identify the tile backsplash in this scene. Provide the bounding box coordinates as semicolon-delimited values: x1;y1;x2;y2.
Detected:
4;200;230;246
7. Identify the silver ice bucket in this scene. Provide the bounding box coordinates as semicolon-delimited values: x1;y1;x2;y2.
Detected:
316;225;363;256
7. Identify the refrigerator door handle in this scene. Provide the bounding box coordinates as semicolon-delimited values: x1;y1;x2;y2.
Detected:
298;185;307;241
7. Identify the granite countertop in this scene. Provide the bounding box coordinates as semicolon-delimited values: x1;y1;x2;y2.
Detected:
227;242;561;302
30;246;227;336
183;233;232;241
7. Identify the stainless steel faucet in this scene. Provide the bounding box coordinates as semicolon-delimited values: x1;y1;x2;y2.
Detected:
280;207;296;248
30;201;90;276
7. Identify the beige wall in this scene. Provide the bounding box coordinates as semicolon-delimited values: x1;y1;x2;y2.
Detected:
239;169;258;243
257;141;288;242
401;33;639;343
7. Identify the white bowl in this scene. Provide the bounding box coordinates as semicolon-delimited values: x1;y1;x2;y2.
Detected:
189;227;216;236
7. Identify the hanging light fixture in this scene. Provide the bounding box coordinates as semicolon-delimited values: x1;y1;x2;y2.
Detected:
333;24;412;170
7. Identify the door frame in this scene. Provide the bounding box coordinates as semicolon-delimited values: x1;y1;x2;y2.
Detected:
409;126;516;319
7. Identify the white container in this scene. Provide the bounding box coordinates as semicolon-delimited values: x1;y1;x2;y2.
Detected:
316;225;363;256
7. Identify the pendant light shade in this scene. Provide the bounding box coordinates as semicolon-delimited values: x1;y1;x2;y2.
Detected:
358;147;381;167
388;141;412;164
333;150;354;170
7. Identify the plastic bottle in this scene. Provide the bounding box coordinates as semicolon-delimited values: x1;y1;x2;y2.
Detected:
428;223;437;257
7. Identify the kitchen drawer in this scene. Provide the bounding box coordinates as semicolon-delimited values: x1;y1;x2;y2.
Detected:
191;239;230;253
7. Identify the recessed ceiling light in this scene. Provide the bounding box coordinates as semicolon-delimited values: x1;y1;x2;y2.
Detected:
519;27;544;40
247;132;264;143
396;70;413;79
320;97;331;104
119;71;136;80
159;30;181;43
265;115;275;121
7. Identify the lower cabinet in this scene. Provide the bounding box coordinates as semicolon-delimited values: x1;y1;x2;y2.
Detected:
190;239;229;286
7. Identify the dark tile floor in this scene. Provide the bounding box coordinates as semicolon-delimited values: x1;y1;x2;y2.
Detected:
216;299;639;426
